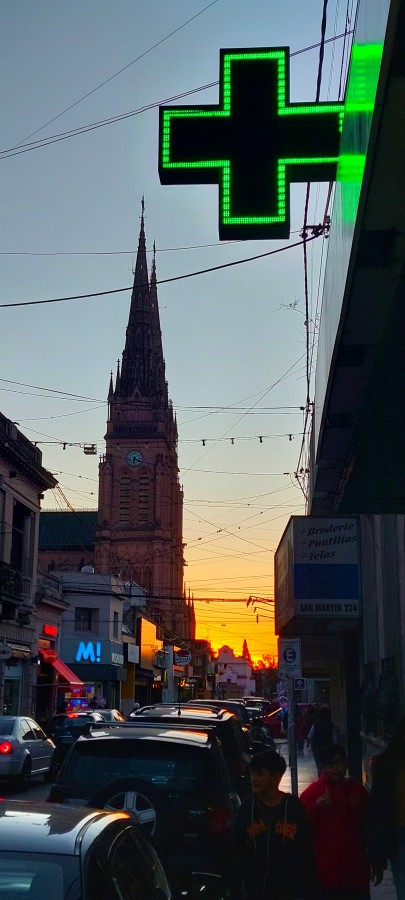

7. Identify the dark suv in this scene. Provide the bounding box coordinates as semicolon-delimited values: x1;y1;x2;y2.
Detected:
45;711;106;767
48;721;240;891
187;699;251;727
134;705;252;799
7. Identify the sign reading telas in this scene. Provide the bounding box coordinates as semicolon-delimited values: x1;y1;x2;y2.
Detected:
159;48;344;240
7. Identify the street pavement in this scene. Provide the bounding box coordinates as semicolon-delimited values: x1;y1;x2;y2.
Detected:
277;740;397;900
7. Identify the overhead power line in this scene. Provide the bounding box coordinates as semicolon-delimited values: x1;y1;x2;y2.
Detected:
0;234;321;309
0;30;351;160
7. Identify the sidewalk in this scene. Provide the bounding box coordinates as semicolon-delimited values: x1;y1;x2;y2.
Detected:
276;740;397;899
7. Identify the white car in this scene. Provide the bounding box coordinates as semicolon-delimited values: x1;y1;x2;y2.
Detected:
0;716;56;789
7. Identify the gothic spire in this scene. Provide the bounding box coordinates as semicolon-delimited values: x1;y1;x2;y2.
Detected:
119;200;166;400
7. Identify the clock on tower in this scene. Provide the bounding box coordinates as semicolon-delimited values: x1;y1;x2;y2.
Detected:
126;450;143;467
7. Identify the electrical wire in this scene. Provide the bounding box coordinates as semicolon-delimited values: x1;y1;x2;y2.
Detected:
0;234;320;309
0;30;352;161
4;0;222;153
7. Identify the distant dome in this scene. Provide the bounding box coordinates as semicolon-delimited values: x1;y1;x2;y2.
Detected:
81;565;95;574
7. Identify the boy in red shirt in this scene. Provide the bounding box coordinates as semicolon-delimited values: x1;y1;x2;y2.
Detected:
300;743;383;899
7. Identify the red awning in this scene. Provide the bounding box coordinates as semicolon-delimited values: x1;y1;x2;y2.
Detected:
52;657;84;689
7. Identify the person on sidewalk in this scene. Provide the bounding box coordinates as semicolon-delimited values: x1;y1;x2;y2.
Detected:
228;748;317;900
369;716;405;898
308;706;337;775
127;701;140;719
300;743;384;900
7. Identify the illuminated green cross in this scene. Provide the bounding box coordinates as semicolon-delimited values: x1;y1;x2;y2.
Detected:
159;48;344;240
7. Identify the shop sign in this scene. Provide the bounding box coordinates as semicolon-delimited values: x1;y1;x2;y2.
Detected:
44;624;58;637
75;641;124;666
111;652;124;666
159;47;343;240
0;642;13;661
175;650;192;666
76;641;101;663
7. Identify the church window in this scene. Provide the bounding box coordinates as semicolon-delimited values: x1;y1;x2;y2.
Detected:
137;293;142;308
138;473;150;523
119;474;131;523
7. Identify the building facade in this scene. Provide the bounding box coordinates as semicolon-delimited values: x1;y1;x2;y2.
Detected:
275;0;405;777
0;411;56;715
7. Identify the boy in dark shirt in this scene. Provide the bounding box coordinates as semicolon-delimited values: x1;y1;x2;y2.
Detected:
228;749;317;900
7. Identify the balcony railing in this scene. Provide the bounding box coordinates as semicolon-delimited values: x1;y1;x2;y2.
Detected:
0;561;27;603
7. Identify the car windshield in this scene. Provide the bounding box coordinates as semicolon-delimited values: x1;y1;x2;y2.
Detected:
62;739;222;793
0;854;78;900
0;719;15;736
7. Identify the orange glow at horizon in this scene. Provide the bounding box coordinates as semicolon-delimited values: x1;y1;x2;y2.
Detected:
192;597;278;665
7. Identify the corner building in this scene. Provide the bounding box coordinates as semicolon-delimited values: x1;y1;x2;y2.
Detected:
96;209;186;638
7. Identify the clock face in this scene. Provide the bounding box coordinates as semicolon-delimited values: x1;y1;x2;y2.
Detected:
126;450;143;467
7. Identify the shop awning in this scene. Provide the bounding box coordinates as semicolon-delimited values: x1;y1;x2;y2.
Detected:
52;657;84;689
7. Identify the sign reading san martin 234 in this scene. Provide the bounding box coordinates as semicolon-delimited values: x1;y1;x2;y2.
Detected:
275;516;361;623
159;48;344;240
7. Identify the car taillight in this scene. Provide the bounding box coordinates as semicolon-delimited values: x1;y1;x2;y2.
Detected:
0;742;12;755
209;805;231;835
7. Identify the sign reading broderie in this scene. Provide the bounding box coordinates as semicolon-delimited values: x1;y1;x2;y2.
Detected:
159;48;344;240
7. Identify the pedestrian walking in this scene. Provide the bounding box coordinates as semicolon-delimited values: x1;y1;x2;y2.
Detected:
228;749;317;900
308;706;337;775
127;702;140;720
303;703;317;748
369;716;405;898
300;743;384;900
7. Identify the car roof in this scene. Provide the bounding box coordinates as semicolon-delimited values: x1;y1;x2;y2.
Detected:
79;722;219;747
0;801;128;854
136;705;235;722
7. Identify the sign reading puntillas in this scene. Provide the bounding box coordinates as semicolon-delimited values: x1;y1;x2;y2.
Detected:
275;516;360;627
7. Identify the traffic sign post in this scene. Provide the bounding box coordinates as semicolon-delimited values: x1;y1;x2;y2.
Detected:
287;676;298;796
278;638;302;796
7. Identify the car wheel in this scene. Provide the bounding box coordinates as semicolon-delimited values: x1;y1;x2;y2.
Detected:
89;778;163;835
17;759;32;791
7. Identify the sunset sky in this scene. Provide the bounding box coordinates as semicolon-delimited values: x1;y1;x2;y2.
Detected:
0;1;351;662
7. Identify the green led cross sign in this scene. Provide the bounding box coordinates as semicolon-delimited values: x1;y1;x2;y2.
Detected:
159;48;344;240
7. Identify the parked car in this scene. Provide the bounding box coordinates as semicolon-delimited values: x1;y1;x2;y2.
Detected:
187;699;251;726
0;799;224;900
243;697;273;720
47;721;240;892
134;704;252;799
97;709;125;723
45;711;106;767
0;716;56;790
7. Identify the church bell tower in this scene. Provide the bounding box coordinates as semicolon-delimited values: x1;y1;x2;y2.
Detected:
95;202;188;638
